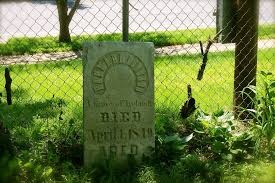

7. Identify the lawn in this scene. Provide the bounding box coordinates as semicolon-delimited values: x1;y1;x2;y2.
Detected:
0;48;274;182
0;48;274;113
0;24;274;56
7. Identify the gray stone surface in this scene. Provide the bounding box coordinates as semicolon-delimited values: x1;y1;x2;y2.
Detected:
83;42;155;167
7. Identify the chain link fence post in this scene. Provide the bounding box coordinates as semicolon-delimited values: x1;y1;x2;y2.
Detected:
122;0;129;42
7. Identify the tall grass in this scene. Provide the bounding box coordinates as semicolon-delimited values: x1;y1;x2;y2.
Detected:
240;71;275;151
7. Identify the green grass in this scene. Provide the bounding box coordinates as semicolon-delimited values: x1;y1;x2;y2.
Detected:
0;24;274;56
258;24;275;39
156;48;275;113
0;49;274;182
0;48;274;114
135;160;275;183
222;161;275;183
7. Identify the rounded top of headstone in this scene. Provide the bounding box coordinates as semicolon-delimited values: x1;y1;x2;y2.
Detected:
92;51;149;95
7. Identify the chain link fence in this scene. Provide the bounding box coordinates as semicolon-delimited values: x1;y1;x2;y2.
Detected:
0;0;274;167
1;0;274;110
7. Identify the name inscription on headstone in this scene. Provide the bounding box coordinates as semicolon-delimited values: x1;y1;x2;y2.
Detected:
83;42;154;166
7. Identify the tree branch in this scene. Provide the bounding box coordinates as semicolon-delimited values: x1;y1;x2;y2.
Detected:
68;0;80;23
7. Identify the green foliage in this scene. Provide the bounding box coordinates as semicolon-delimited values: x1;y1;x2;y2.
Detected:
230;131;255;161
137;155;223;183
169;154;223;183
57;162;91;183
137;166;158;183
152;133;193;167
18;159;54;182
90;157;139;183
0;156;19;183
181;110;256;162
223;161;275;183
240;71;275;153
155;112;178;136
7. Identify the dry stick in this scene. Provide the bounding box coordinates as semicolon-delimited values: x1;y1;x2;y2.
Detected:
199;41;204;55
197;29;223;81
197;39;213;80
5;68;12;105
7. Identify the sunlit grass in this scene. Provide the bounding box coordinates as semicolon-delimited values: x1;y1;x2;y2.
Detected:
0;48;274;115
0;24;274;56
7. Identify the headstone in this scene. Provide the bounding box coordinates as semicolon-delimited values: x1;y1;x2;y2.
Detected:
83;42;155;167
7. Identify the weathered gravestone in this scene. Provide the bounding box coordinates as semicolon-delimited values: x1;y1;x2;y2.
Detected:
83;42;155;167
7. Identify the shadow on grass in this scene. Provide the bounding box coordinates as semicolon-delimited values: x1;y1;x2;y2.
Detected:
0;96;64;128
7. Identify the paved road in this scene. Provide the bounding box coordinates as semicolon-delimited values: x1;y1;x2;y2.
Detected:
0;0;274;42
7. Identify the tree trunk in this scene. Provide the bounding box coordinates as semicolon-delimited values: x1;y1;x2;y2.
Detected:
56;0;71;43
233;0;259;120
59;19;71;43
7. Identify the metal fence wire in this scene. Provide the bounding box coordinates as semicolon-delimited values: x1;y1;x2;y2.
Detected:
0;0;274;162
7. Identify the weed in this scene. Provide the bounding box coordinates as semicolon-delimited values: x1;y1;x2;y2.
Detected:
240;71;275;153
